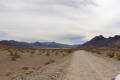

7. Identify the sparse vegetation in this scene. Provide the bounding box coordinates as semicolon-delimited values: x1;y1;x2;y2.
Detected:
9;51;21;61
21;67;30;70
45;60;55;65
107;52;114;58
0;45;75;80
82;47;120;60
0;45;75;61
6;72;12;76
46;52;50;56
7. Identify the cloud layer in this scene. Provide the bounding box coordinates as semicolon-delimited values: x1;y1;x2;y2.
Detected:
0;0;120;44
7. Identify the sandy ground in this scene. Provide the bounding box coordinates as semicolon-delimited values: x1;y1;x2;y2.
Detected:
1;50;120;80
0;49;71;80
10;52;72;80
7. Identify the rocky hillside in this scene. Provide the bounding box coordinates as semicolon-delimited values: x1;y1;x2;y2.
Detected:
81;35;120;48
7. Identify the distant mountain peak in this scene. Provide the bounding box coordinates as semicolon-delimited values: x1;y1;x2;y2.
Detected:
108;35;120;40
81;35;120;48
91;35;106;41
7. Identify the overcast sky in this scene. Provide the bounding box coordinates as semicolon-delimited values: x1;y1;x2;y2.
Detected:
0;0;120;44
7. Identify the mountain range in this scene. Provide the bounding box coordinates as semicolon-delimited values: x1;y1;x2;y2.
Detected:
81;35;120;48
0;40;77;48
0;35;120;48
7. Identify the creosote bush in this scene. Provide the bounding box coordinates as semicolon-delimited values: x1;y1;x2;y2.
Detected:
107;52;114;58
45;60;55;65
0;45;75;61
9;51;21;61
82;47;120;60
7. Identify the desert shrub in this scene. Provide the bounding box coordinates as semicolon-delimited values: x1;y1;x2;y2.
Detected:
25;71;33;75
19;49;24;53
46;52;50;56
67;49;73;53
10;51;21;61
96;51;102;54
22;66;36;70
31;50;35;54
22;67;29;70
36;66;41;70
55;51;59;56
83;47;120;60
62;52;67;56
45;60;55;65
116;53;120;60
6;72;12;76
107;52;114;58
9;50;14;56
11;57;17;61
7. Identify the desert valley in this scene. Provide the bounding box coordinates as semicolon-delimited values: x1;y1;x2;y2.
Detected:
0;35;120;80
0;0;120;80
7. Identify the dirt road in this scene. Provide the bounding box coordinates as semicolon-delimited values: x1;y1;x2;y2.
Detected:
63;50;120;80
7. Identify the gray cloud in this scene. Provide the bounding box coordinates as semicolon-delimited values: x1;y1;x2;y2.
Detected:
0;0;119;44
47;0;96;8
0;0;96;8
62;34;84;40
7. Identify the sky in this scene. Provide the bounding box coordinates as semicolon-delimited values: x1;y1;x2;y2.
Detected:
0;0;120;44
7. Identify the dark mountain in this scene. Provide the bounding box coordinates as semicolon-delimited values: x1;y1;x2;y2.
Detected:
0;40;76;48
82;35;107;47
81;35;120;48
107;35;120;47
0;40;32;47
